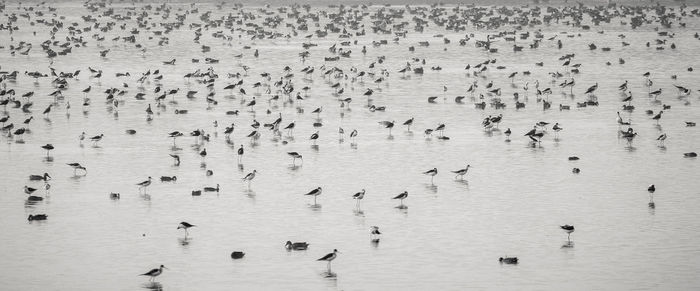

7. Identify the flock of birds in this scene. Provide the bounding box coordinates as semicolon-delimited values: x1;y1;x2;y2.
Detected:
1;0;699;286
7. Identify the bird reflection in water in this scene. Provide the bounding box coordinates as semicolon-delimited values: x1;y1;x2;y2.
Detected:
142;282;163;291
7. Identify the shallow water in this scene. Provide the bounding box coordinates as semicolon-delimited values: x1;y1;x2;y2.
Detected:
1;1;700;290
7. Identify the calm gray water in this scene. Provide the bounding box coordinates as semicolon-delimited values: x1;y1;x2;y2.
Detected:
1;1;699;290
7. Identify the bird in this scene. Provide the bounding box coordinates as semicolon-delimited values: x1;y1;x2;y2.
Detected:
403;117;414;131
652;111;663;124
423;168;438;183
657;133;667;145
370;226;381;242
140;265;167;282
560;225;575;242
317;249;339;273
499;257;518;264
242;170;257;188
90;133;104;146
392;191;408;206
285;241;309;251
552;123;563;138
24;185;37;195
67;163;87;175
169;154;180;166
204;184;220;192
137;177;152;193
648;184;656;193
29;173;51;181
310;131;319;145
237;145;244;163
305;187;323;205
177;222;195;236
28;214;48;221
451;165;471;180
231;251;245;259
352;189;365;208
378;120;395;135
288;152;303;165
40;144;54;156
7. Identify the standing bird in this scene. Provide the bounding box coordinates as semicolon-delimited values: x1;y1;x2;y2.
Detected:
560;225;575;243
349;129;358;143
504;128;512;140
392;191;408;207
237;145;244;163
90;134;104;146
67;163;87;175
310;131;319;145
169;154;180;166
652;111;663;124
370;226;381;242
305;187;322;206
657;133;667;146
177;222;195;236
352;189;365;208
42;104;52;117
242;170;257;188
552;123;563;138
41;144;54;157
288;152;303;165
451;165;471;180
317;249;339;273
423;168;438;183
137;177;153;193
379;120;395;135
403;117;414;131
140;265;167;282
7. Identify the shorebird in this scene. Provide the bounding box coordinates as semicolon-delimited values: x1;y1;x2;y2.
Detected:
242;170;257;188
451;165;471;180
379;120;395;135
403;117;414;131
177;222;195;236
352;189;365;208
40;144;54;156
657;133;667;145
317;249;339;273
169;154;180;166
392;191;408;206
305;187;322;205
423;168;438;183
652;111;663;124
237;145;244;163
67;163;87;175
560;225;575;242
140;265;167;281
370;226;381;242
288;152;303;165
90;133;104;146
310;131;319;145
137;177;152;193
552;123;563;138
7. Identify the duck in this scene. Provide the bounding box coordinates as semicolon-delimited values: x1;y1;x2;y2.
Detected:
285;241;310;251
28;214;48;221
160;176;177;182
499;257;518;264
203;184;220;192
231;251;245;259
